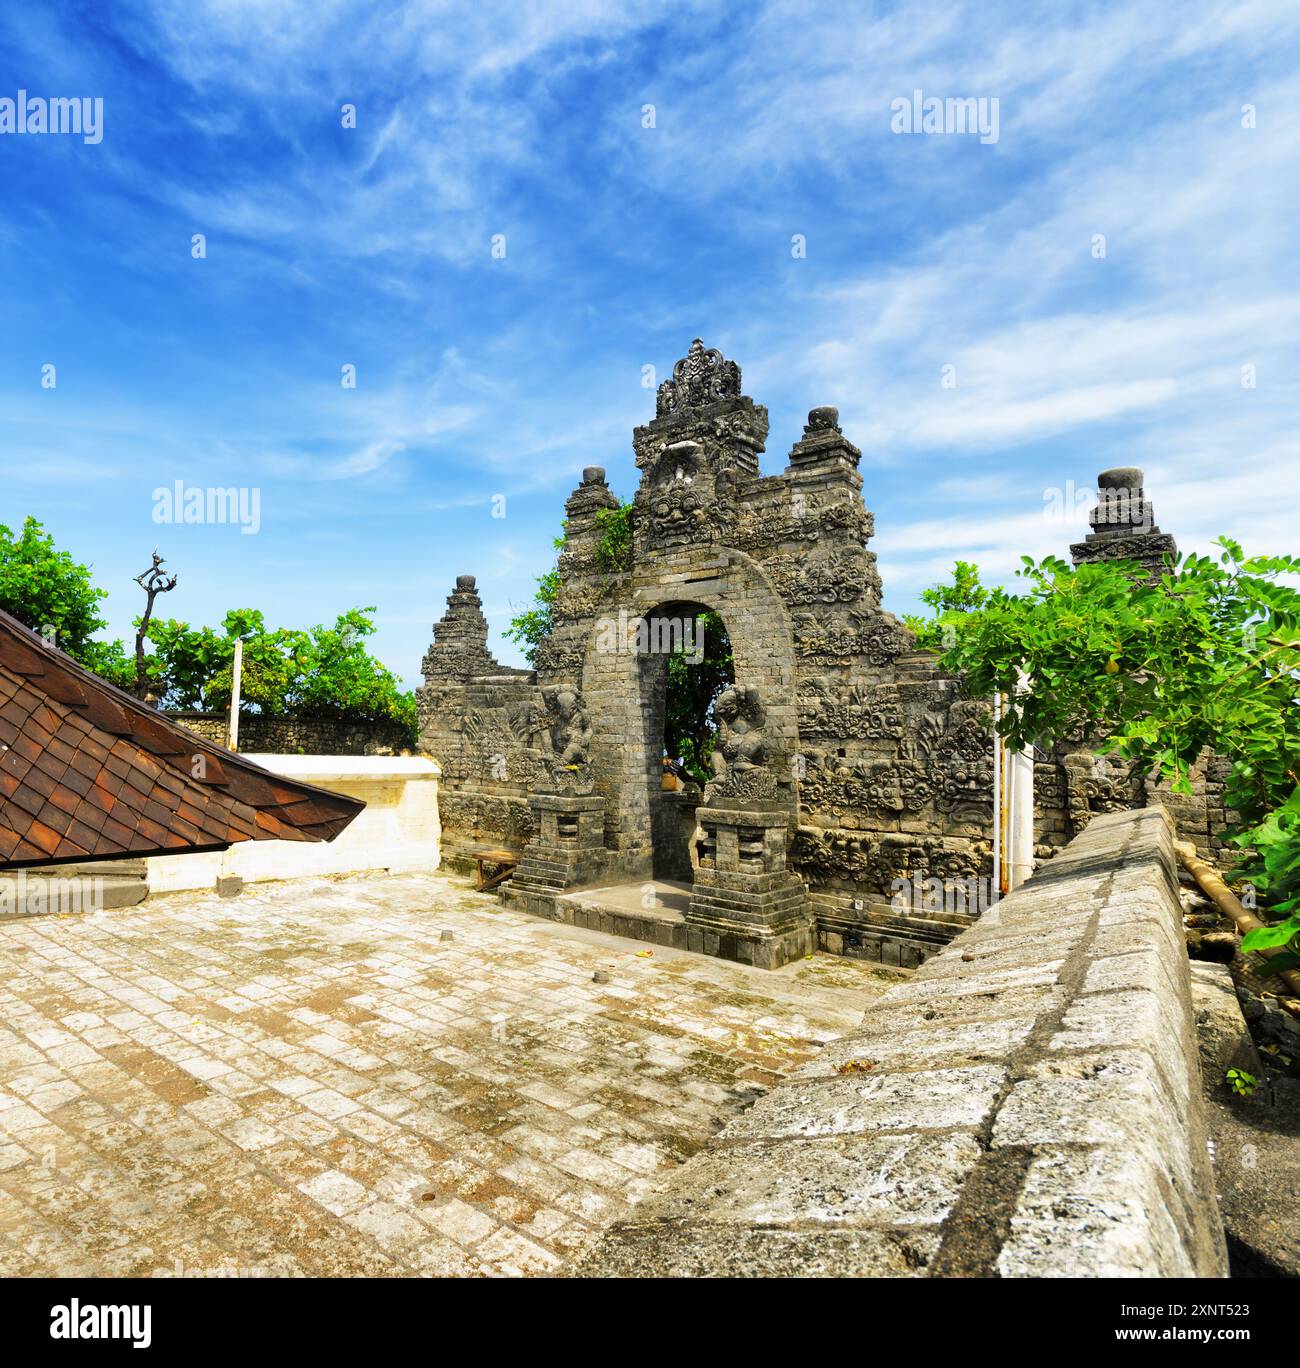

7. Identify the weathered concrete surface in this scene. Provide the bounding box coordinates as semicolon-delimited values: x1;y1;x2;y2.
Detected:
146;755;442;893
0;871;897;1277
1190;961;1300;1277
578;807;1231;1278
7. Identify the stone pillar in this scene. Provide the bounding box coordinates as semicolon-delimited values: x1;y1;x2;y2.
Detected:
500;793;607;918
687;804;813;969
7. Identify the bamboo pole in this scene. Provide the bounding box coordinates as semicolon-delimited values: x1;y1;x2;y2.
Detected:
1173;838;1300;1000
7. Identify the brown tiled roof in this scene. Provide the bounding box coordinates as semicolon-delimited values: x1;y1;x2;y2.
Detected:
0;609;365;869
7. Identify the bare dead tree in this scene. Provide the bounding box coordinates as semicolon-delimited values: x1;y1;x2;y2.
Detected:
134;550;178;701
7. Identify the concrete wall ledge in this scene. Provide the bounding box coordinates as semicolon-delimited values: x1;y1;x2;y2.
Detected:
577;806;1229;1278
145;754;441;893
239;754;440;784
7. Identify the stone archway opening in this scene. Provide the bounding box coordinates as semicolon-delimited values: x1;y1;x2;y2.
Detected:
639;601;733;881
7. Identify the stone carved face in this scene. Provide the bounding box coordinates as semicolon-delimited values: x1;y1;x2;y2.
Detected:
650;480;707;537
645;440;712;544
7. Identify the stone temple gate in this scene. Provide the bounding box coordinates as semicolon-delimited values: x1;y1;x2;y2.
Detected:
418;340;1229;968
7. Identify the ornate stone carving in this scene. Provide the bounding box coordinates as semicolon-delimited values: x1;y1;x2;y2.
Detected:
733;490;872;551
532;638;585;676
655;338;743;416
792;825;983;891
552;585;604;626
797;678;904;740
538;685;594;794
791;826;870;889
786;406;863;472
793;606;907;664
644;440;711;544
565;465;621;518
704;685;777;804
930;699;994;818
766;549;870;606
797;753;902;823
1062;747;1144;831
1069;466;1178;579
419;574;501;679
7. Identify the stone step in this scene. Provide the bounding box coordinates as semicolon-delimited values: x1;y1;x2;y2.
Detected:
0;868;148;917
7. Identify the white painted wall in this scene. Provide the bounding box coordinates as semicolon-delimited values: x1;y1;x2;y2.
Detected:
145;754;441;893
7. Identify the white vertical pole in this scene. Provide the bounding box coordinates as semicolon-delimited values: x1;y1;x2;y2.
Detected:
227;639;243;751
991;692;1002;901
1007;668;1035;891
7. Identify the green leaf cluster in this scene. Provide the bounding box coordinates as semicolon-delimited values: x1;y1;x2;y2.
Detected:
664;610;733;785
933;539;1300;963
505;501;635;664
142;606;416;740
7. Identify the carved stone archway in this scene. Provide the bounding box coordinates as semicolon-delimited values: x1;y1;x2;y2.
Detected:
421;340;1199;969
579;547;800;881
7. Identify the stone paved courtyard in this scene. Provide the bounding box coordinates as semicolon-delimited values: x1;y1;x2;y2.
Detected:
0;871;899;1277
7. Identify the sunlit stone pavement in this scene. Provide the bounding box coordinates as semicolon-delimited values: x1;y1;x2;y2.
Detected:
0;872;899;1277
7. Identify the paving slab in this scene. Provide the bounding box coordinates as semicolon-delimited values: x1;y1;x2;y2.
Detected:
0;870;898;1277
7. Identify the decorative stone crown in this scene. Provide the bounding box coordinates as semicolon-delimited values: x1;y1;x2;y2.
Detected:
656;339;744;417
564;465;620;519
1086;466;1157;537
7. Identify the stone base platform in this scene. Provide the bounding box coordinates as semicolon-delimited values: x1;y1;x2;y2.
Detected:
0;859;148;917
557;880;814;969
498;794;608;920
556;880;693;950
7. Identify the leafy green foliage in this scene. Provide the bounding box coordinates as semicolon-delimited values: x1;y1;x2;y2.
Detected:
664;611;733;784
593;504;634;575
503;561;562;664
0;517;134;686
77;638;137;693
505;502;635;664
1226;1067;1258;1097
1;518;415;742
143;607;416;740
901;560;990;652
937;538;1300;964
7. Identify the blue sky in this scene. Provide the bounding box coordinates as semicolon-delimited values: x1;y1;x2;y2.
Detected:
2;0;1297;684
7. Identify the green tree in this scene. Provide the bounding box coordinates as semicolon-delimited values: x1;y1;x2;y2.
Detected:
0;517;134;688
901;560;990;651
938;540;1300;972
664;610;733;784
143;607;416;742
503;563;562;665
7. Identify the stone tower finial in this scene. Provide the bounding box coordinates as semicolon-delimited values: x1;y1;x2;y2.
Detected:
1070;467;1177;576
655;339;744;416
563;465;620;519
420;573;500;680
786;405;861;473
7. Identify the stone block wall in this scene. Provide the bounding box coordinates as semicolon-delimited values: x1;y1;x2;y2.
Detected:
168;712;411;757
578;806;1229;1278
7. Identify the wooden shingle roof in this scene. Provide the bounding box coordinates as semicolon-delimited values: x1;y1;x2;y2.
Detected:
0;609;364;869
